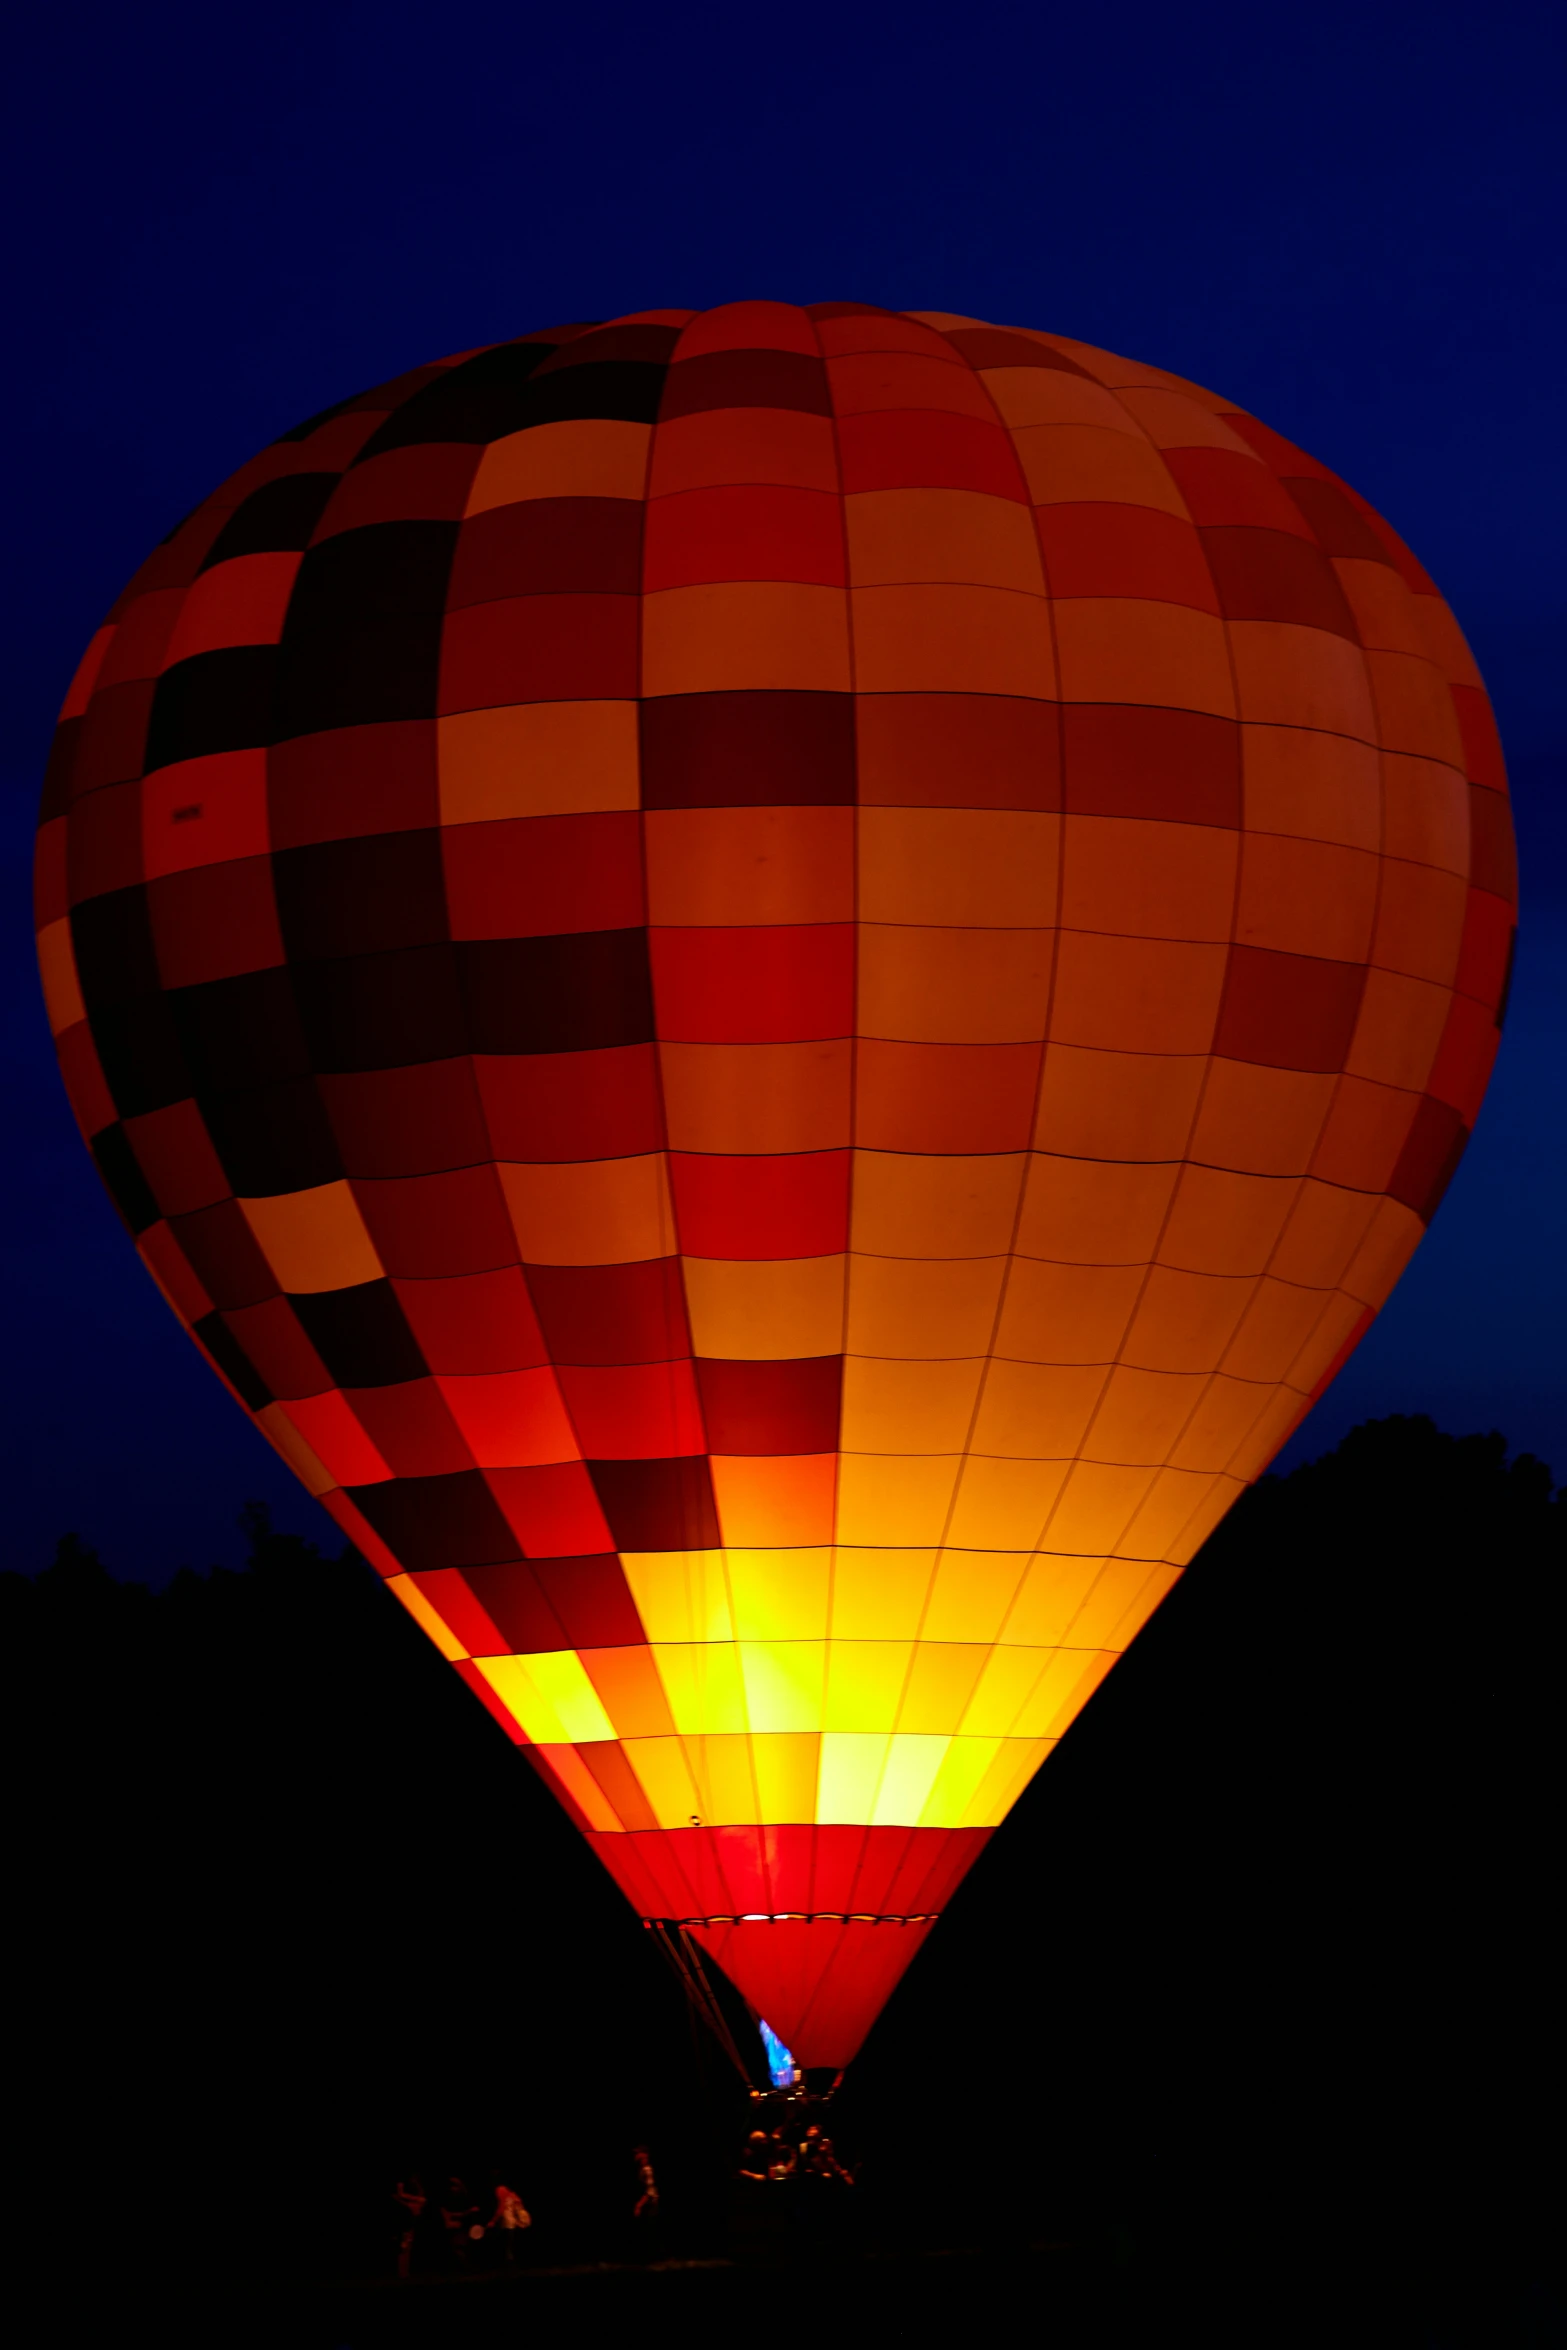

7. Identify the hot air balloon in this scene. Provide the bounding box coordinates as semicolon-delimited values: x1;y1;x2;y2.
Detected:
34;302;1516;2074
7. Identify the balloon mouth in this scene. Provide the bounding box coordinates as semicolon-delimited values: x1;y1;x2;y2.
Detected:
649;1914;940;2071
657;1911;940;1926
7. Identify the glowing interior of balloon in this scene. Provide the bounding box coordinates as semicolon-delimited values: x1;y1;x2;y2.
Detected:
35;302;1517;2068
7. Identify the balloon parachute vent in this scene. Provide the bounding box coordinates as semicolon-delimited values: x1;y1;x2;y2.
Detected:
759;2018;798;2089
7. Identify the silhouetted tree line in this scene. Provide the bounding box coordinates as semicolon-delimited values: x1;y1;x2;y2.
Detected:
1;1417;1561;2332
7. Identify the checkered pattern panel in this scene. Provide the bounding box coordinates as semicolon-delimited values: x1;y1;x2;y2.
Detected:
37;304;1516;2063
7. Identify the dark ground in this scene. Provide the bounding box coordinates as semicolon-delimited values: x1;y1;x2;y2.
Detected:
2;1416;1562;2346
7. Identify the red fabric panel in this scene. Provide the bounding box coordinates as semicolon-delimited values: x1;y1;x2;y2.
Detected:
644;487;845;590
1062;704;1241;827
1163;448;1315;537
1037;503;1218;612
837;409;1027;500
269;722;439;849
1215;946;1366;1073
439;594;639;710
650;924;854;1040
528;1553;645;1647
443;811;644;939
1453;889;1514;1007
314;443;479;538
558;1358;706;1457
692;1919;935;2066
319;1057;493;1178
124;1098;231;1216
393;1267;548;1374
353;1166;517;1277
147;857;286;989
485;1460;615;1556
671;1152;850;1258
694;1356;841;1454
413;1566;510;1655
473;1045;664;1160
1451;684;1508;794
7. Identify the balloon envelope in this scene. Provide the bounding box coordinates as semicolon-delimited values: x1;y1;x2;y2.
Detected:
36;304;1516;2064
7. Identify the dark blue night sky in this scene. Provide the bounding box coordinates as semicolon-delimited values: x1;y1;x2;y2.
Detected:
4;1;1562;1577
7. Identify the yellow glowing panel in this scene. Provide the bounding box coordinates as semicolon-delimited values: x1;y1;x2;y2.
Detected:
386;1572;469;1661
850;1151;1024;1257
840;1357;984;1454
945;1453;1071;1550
1045;1460;1158;1554
725;1547;832;1641
1270;1180;1380;1291
918;1735;1006;1827
919;1549;1029;1644
1186;1061;1336;1180
961;1646;1055;1737
1170;1479;1244;1562
817;1734;892;1825
1064;1557;1171;1648
1015;1155;1178;1265
1342;1199;1424;1307
1167;1377;1273;1474
968;1360;1106;1459
844;1254;1006;1357
477;1652;615;1747
1120;1266;1255;1373
962;1737;1055;1827
1033;1045;1208;1163
1081;1365;1208;1466
1012;1648;1115;1738
683;1255;846;1358
621;1550;732;1644
835;1453;962;1547
650;1642;748;1736
239;1181;383;1294
896;1642;991;1734
684;1733;762;1826
1001;1552;1112;1645
738;1642;826;1734
874;1735;953;1826
498;1156;674;1266
751;1732;821;1823
623;1737;704;1829
994;1258;1144;1364
828;1549;937;1641
1221;1280;1330;1383
822;1640;915;1732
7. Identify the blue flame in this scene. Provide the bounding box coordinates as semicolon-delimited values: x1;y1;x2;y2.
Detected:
759;2016;797;2088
